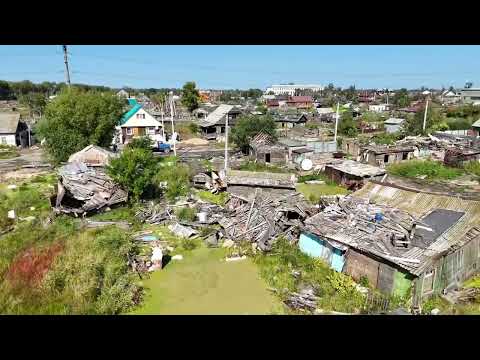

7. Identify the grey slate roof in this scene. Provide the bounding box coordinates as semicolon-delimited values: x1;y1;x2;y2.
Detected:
0;112;20;133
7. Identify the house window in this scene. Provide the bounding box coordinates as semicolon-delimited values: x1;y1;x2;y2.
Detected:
146;127;155;135
136;113;145;119
0;137;6;144
126;128;133;135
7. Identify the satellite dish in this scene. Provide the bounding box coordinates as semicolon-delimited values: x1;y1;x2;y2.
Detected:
301;158;313;171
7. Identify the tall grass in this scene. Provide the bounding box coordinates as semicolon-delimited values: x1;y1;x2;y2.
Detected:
238;161;288;173
387;160;464;180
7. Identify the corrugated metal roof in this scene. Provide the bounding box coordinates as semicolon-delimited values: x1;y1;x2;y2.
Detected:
326;160;386;178
199;104;234;127
0;112;20;133
354;182;480;271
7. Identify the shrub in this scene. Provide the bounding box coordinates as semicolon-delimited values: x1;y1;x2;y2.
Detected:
106;147;158;201
238;161;287;173
359;276;370;288
197;190;229;206
156;157;191;202
181;238;198;251
188;122;199;134
0;144;19;159
127;136;153;150
175;207;197;222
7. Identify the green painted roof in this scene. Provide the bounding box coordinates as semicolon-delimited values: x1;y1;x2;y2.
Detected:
128;98;138;106
120;104;142;125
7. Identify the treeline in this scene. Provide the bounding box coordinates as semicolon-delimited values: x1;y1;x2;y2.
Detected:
0;79;187;101
219;89;263;102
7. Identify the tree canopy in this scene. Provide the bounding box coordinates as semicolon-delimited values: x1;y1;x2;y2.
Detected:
392;88;410;107
181;81;200;112
37;87;125;163
402;106;448;135
338;110;358;137
230;114;277;153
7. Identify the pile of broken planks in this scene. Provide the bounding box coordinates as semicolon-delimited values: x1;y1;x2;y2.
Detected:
218;189;317;251
52;161;128;216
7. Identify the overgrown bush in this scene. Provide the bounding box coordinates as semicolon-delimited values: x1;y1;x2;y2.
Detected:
107;147;158;200
175;207;197;222
387;160;464;180
155;156;191;202
127;136;153;150
181;238;198;251
188;122;199;134
197;190;229;206
0;144;19;159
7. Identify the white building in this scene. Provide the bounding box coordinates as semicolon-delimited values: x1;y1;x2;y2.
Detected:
369;104;391;113
265;84;324;96
0;112;21;146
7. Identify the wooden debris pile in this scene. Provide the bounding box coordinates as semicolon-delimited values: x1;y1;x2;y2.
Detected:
284;287;319;312
135;202;174;224
192;170;226;193
219;190;316;251
52;162;128;216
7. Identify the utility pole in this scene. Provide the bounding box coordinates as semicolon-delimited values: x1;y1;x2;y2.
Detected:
423;98;429;133
62;45;71;87
224;112;230;173
169;92;176;156
334;102;340;143
161;96;165;140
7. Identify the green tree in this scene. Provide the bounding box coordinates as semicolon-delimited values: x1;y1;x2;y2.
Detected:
18;92;47;117
230;114;277;153
403;106;448;135
0;80;13;100
338;110;358;137
181;81;200;112
37;87;125;164
392;88;410;107
106;147;158;201
155;157;191;201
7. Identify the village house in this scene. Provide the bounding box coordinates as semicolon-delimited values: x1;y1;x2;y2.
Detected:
274;114;308;128
323;159;386;190
441;90;461;105
300;182;480;306
316;107;336;122
116;89;129;98
0;112;29;147
459;87;480;105
192;107;209;119
359;145;416;167
384;118;405;134
249;132;288;165
118;104;163;144
198;104;242;141
286;96;314;109
265;84;323;96
266;99;279;109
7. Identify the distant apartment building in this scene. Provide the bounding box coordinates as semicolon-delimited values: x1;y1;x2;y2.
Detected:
265;84;323;96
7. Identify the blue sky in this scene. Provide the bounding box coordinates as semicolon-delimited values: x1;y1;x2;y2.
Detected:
0;45;478;90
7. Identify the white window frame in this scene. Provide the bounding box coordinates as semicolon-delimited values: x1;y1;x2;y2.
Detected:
126;128;133;135
136;113;145;119
146;127;155;135
0;136;6;144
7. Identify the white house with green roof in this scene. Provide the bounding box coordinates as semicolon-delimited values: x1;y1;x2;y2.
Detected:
116;103;163;144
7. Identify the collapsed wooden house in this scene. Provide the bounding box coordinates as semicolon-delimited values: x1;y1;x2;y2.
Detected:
444;147;480;167
324;160;386;190
301;182;480;305
51;162;127;215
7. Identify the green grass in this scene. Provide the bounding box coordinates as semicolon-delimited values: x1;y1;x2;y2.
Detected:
196;190;229;206
238;161;288;173
0;144;19;159
464;161;480;178
296;183;349;204
175;206;197;222
130;246;284;314
387;160;464;180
